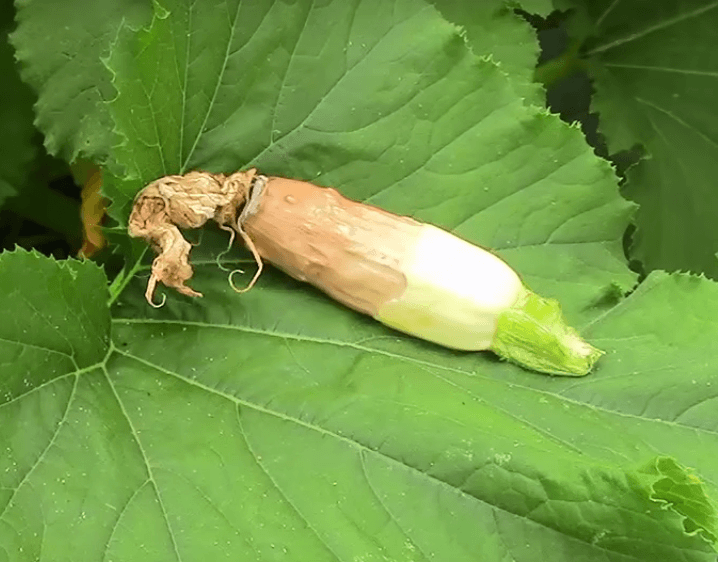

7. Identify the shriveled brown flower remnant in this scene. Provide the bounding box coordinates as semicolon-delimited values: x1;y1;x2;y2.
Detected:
128;168;412;312
127;168;258;305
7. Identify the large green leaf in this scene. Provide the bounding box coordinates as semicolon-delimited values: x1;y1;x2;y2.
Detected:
558;0;718;278
3;252;718;561
11;0;151;163
428;0;548;104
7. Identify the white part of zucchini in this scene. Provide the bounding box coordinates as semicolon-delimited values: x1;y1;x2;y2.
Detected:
376;224;522;350
375;224;603;376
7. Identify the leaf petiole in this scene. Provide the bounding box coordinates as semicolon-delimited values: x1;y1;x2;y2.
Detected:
107;246;147;306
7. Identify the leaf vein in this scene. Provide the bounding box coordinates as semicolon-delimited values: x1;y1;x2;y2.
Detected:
112;347;699;557
358;450;432;562
102;362;184;562
0;374;78;521
181;0;243;172
111;317;718;438
589;1;718;55
236;403;344;561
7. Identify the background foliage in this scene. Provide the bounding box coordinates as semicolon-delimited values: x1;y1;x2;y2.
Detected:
2;1;718;561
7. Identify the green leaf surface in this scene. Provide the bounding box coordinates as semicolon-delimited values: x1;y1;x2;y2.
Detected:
0;250;110;394
429;0;545;104
641;457;718;544
560;0;718;278
11;0;151;163
3;250;718;561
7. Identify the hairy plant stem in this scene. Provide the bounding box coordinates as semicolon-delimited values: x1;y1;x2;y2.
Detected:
533;40;584;87
108;246;148;306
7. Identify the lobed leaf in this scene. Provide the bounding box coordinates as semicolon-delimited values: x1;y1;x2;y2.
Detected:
430;0;547;104
11;0;151;163
2;250;718;560
560;0;718;278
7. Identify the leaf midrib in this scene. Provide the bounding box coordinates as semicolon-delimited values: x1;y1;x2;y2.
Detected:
589;1;718;55
110;317;718;439
111;344;687;560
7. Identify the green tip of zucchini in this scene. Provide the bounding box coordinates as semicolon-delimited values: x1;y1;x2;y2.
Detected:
490;286;603;376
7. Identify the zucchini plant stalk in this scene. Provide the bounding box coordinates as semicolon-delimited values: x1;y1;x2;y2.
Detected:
128;169;603;376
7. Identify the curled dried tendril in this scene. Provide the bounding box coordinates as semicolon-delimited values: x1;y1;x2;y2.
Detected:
127;168;265;306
